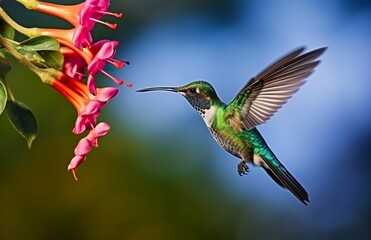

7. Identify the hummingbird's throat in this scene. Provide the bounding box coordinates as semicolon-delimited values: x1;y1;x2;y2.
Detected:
188;99;210;115
185;96;216;127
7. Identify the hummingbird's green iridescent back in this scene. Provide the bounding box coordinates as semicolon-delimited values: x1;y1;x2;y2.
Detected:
137;47;327;205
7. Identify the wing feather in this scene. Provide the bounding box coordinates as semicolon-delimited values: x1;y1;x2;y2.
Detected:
230;47;326;130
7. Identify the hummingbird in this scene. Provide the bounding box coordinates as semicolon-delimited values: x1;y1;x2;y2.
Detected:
137;47;326;205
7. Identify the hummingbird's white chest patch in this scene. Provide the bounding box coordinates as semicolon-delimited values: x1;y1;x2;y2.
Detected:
201;105;217;128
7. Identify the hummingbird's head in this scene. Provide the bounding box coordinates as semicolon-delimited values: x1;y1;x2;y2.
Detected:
136;81;219;115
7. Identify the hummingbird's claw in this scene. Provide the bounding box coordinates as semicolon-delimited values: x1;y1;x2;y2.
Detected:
237;161;250;176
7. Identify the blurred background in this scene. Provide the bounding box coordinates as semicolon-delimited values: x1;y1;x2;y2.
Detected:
1;0;371;239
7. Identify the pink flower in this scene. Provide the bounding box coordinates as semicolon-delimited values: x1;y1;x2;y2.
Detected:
60;46;87;80
50;72;117;180
35;0;121;48
15;0;131;180
50;72;118;134
87;40;131;94
80;0;121;30
73;87;118;134
46;36;131;95
68;122;110;180
36;0;121;29
39;27;93;51
72;25;93;49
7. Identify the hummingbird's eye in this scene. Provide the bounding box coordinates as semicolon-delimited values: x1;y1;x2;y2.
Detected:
189;88;197;94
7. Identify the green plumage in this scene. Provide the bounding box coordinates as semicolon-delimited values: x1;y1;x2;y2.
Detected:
137;47;327;205
209;102;309;204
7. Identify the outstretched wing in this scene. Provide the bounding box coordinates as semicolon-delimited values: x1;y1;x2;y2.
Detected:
229;47;326;130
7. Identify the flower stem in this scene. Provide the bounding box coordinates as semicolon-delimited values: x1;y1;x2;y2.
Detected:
0;34;57;84
0;35;29;67
0;7;40;37
15;0;38;10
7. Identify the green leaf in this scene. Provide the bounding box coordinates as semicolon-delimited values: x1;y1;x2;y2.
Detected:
37;50;64;70
0;81;7;115
0;18;15;40
7;100;38;149
0;57;12;80
15;46;45;63
19;36;60;52
15;37;64;69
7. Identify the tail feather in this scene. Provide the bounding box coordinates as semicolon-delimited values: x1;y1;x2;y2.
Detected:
261;155;309;205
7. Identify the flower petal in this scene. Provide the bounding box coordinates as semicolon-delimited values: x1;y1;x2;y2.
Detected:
74;137;93;155
72;26;93;49
82;101;101;116
87;74;97;95
87;57;105;76
73;115;87;134
67;155;86;171
95;87;118;101
95;40;118;60
94;122;110;136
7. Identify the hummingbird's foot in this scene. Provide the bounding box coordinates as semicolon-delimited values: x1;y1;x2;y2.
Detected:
237;161;249;176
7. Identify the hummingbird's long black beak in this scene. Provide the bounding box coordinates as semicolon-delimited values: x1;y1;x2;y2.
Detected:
136;86;178;92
